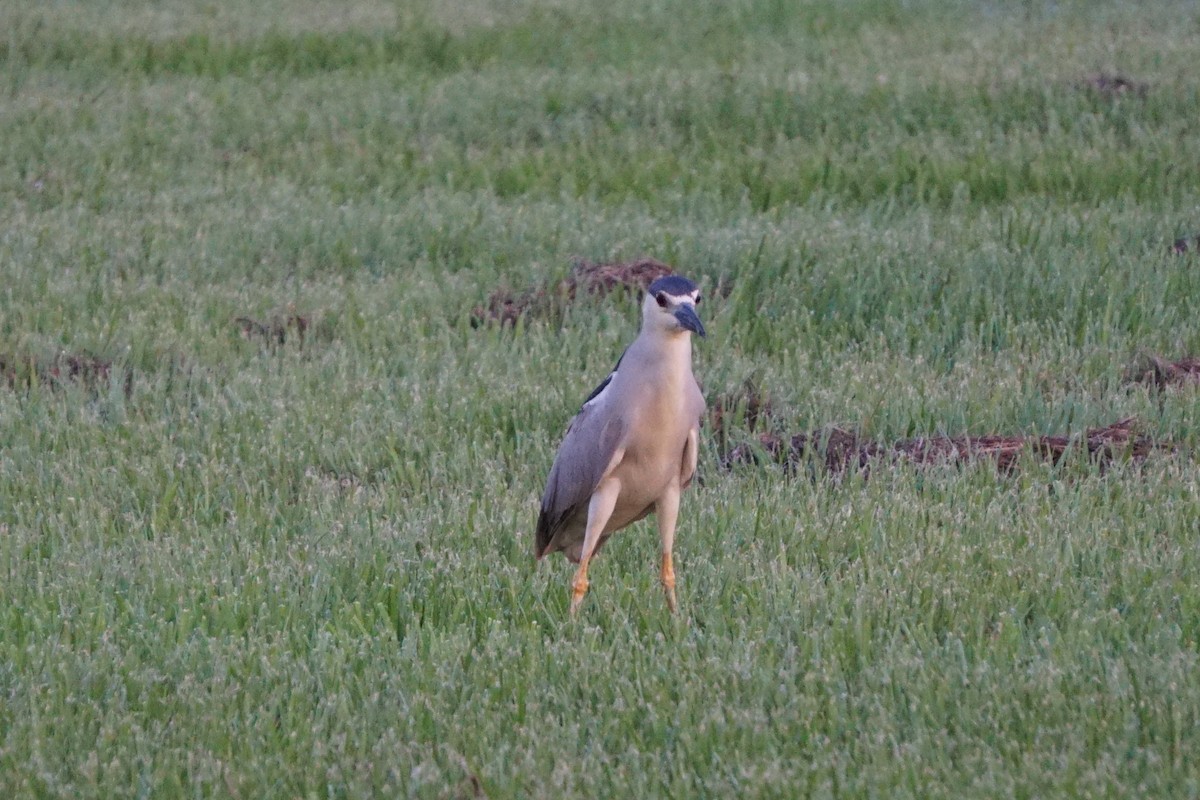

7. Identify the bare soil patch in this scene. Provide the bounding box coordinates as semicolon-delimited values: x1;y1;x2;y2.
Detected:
723;417;1165;476
0;352;133;396
1125;353;1200;389
471;258;675;327
707;378;780;458
1171;234;1200;255
235;313;312;347
1078;72;1149;98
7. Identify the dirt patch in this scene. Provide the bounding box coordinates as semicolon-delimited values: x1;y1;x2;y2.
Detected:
571;257;675;296
1125;353;1200;389
1171;234;1200;255
471;257;675;327
235;312;313;347
707;379;780;458
724;426;875;474
304;465;372;498
1078;72;1148;98
469;286;547;329
0;352;133;396
726;417;1164;476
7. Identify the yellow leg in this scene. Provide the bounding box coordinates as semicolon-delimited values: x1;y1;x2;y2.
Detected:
661;551;677;613
657;482;681;613
569;562;591;616
569;478;621;616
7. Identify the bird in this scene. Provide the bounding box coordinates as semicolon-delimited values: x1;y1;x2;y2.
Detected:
535;274;707;615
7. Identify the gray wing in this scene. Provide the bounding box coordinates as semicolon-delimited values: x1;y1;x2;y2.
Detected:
535;401;625;558
679;382;705;490
679;425;700;491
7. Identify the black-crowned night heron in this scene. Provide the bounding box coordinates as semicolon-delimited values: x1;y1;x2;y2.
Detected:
536;275;706;614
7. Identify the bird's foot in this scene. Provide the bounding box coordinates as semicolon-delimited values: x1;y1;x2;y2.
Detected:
569;571;589;616
661;553;677;613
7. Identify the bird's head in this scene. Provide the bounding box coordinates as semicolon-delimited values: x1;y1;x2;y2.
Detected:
642;275;705;338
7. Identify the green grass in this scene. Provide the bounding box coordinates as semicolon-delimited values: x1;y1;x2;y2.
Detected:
3;0;1200;796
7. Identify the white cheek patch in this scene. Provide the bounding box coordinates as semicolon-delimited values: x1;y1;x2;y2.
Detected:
660;291;700;310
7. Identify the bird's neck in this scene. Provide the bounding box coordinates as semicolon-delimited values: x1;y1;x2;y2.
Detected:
634;329;693;377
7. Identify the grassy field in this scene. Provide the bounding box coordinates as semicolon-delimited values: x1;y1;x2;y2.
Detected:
3;0;1200;796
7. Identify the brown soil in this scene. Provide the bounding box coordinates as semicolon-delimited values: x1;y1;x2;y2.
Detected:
235;313;311;347
471;257;675;327
1125;353;1200;389
1079;72;1149;98
1171;235;1200;255
725;417;1164;476
707;379;779;457
0;352;133;396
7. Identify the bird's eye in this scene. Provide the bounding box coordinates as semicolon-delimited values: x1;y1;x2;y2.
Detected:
656;292;668;308
694;295;702;305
